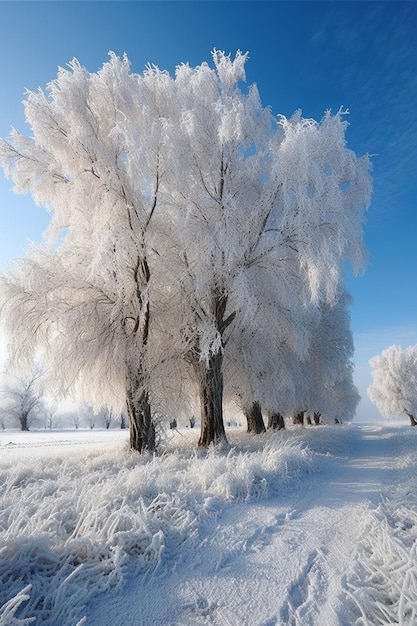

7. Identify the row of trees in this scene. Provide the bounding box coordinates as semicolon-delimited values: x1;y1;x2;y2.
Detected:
0;372;127;430
368;344;417;425
0;51;371;451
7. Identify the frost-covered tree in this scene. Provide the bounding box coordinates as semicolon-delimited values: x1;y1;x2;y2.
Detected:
224;274;359;430
0;50;371;450
160;52;371;446
44;403;59;430
293;287;359;424
1;371;43;431
224;296;308;433
368;344;417;425
72;412;81;430
0;54;177;451
99;407;114;430
327;363;360;424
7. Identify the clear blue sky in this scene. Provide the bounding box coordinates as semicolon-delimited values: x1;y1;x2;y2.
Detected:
0;1;416;421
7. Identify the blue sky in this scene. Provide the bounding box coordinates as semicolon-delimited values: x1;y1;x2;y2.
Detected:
0;1;416;421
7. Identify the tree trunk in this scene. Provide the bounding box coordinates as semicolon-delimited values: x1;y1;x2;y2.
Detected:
405;410;417;426
313;412;322;425
292;411;305;425
194;350;227;448
187;284;234;448
126;388;156;452
267;411;285;430
244;401;266;433
20;412;30;431
125;248;156;452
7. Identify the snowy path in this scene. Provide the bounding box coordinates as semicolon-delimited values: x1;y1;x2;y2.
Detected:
85;424;414;626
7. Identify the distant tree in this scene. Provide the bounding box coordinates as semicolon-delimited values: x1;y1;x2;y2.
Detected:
292;411;306;426
78;404;97;430
44;403;59;430
293;288;359;424
267;411;285;430
327;362;360;425
368;344;417;425
1;372;43;431
243;401;266;434
99;407;114;430
313;412;322;426
224;287;309;434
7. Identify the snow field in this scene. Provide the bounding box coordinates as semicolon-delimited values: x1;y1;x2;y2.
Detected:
0;424;416;625
0;427;333;624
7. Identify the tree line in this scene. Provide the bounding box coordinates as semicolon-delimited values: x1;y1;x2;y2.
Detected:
0;51;372;451
0;371;127;431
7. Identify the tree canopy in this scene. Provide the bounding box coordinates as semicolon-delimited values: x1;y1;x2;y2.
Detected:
368;344;417;425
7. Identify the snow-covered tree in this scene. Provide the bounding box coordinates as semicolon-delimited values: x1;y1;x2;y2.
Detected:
293;287;359;424
98;406;114;430
159;52;371;446
368;344;417;425
1;371;44;431
0;50;371;450
44;403;59;430
327;362;360;424
0;54;178;451
224;297;307;433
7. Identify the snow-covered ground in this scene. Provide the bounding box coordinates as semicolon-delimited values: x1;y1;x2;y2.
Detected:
0;422;416;625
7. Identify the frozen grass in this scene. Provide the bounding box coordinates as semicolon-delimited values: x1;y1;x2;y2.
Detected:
0;427;330;624
345;430;417;625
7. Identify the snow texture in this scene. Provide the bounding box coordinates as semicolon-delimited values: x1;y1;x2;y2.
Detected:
0;423;416;625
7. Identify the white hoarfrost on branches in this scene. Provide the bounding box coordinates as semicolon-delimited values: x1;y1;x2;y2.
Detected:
0;50;372;449
0;53;176;451
294;287;359;424
368;344;417;425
